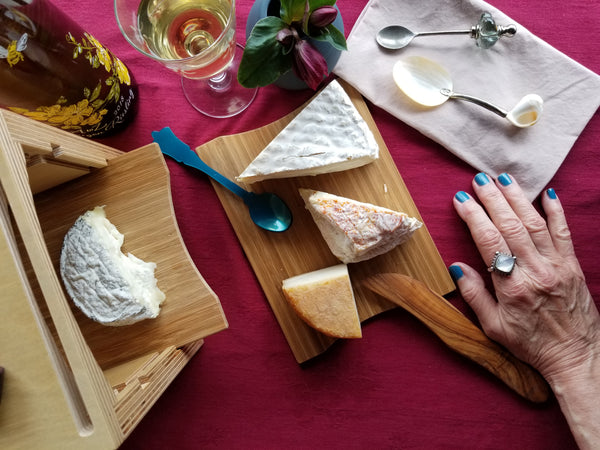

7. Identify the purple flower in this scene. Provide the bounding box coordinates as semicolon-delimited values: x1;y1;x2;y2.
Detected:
277;27;299;52
308;6;338;29
292;39;328;90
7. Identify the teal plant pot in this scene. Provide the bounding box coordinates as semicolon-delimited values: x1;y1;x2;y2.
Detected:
245;0;345;90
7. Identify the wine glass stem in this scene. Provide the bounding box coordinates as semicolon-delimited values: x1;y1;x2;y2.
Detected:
207;70;232;91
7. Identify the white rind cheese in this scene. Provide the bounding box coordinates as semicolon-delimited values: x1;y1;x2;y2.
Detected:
282;264;361;339
300;189;422;264
237;80;379;183
60;206;166;326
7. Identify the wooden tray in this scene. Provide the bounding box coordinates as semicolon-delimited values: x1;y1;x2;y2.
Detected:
196;81;455;363
0;109;227;448
33;144;228;369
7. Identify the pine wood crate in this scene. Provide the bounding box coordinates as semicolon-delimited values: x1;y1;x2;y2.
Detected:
0;109;228;449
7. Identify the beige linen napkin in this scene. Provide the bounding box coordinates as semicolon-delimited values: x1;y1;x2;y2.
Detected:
334;0;600;200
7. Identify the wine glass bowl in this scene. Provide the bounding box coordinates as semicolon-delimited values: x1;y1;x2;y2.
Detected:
115;0;256;118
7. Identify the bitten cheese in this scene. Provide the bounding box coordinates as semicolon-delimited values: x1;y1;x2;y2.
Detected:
282;264;361;339
237;80;379;183
300;189;422;264
60;206;165;326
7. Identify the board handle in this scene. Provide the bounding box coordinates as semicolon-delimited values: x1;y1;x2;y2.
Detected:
364;273;550;403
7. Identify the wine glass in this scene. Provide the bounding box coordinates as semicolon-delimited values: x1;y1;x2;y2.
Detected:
115;0;257;118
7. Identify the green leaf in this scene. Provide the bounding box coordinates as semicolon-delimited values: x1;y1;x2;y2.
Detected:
280;0;307;24
309;23;347;51
238;17;293;88
89;82;102;102
306;0;336;10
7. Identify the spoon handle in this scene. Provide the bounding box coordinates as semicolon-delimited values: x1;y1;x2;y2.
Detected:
152;127;251;201
416;29;471;37
440;89;508;118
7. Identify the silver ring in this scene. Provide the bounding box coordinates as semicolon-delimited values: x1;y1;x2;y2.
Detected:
488;251;516;275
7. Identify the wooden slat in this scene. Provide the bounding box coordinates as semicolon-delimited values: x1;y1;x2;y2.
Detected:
27;155;90;194
0;189;99;448
111;342;203;437
0;110;122;447
197;80;455;363
1;109;119;167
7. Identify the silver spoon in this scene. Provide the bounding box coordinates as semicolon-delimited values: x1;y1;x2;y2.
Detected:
377;12;517;50
392;56;543;127
152;127;292;232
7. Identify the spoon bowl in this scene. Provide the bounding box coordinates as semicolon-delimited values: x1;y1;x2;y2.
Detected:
505;94;544;127
392;56;452;106
377;25;420;50
152;127;292;232
392;56;543;127
246;191;292;232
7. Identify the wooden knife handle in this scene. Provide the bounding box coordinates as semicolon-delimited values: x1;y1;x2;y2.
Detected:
364;273;550;403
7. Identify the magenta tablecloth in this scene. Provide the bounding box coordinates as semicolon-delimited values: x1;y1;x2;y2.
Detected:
51;0;599;448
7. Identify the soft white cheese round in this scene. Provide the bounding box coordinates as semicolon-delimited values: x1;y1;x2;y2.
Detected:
60;206;165;326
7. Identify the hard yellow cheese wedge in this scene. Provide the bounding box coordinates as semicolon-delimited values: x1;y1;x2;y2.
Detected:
282;264;361;339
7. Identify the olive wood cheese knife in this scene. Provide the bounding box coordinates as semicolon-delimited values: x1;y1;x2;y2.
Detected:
364;273;550;403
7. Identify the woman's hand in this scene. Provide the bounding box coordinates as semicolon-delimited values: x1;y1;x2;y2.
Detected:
450;172;600;449
450;173;600;379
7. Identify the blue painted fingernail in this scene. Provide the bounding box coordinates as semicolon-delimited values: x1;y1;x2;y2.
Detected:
449;265;464;281
455;191;470;203
498;173;512;186
474;172;489;186
547;188;557;199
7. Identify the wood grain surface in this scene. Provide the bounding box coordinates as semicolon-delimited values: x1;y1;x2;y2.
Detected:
33;145;228;369
364;273;550;403
196;81;455;363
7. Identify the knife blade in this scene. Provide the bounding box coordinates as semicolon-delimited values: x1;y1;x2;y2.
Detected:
363;273;549;403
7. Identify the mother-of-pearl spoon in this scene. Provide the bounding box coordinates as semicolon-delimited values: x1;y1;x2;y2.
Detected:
392;56;543;127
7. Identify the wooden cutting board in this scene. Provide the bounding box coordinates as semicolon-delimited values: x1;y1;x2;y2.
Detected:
196;81;455;363
32;145;228;369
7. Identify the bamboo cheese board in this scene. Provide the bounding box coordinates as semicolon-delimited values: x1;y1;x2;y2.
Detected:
196;80;455;363
32;145;228;369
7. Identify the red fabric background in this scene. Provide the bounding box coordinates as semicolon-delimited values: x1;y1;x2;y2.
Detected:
51;0;599;448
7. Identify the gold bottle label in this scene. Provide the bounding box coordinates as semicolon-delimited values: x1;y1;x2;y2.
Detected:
7;32;134;134
0;2;137;138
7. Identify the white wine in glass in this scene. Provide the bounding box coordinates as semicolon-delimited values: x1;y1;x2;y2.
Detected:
115;0;257;118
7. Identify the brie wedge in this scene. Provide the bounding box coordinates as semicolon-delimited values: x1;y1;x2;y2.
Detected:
237;80;379;183
300;189;422;264
282;264;361;339
60;206;166;326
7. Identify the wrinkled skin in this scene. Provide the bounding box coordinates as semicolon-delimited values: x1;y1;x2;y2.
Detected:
451;173;600;449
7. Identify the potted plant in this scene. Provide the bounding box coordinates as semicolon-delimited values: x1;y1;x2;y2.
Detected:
238;0;347;90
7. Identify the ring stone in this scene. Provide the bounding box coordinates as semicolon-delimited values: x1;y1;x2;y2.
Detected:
488;251;516;275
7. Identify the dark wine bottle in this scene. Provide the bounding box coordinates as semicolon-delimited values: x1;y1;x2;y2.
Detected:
0;0;137;138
